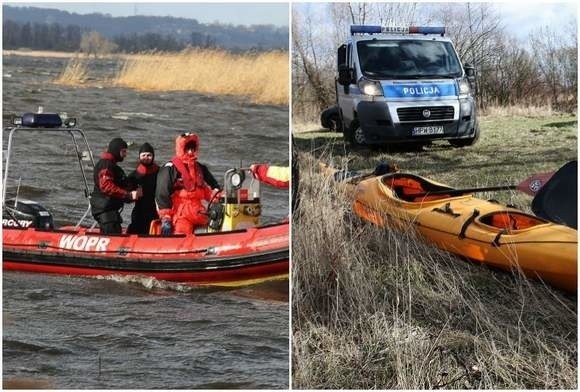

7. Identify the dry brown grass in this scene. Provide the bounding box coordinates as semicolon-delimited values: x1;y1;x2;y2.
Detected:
3;377;54;389
54;57;90;85
481;104;556;117
113;49;288;105
42;48;288;105
292;151;577;389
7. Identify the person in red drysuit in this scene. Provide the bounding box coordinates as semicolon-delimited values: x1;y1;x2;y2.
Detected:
155;133;220;235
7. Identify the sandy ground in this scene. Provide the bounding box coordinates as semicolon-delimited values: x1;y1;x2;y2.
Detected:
4;50;83;58
2;49;129;59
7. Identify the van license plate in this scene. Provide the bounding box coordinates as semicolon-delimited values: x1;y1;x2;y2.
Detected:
412;126;444;136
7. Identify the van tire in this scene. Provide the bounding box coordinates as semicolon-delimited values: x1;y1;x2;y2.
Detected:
449;123;480;147
320;106;344;132
344;120;366;146
329;113;343;132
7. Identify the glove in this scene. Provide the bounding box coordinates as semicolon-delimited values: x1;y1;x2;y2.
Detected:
160;218;173;236
250;163;265;177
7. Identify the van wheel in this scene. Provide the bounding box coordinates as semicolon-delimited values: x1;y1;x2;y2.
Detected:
320;106;342;131
329;114;343;132
449;123;480;147
344;120;366;146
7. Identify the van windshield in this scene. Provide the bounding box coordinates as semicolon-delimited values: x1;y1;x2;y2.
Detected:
357;39;463;79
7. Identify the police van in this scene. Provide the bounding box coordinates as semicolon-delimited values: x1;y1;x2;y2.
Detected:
335;25;479;147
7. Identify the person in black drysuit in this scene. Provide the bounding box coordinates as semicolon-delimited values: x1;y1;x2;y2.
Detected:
127;142;160;234
91;137;142;234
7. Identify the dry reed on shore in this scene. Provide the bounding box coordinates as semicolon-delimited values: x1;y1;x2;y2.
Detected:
113;49;288;106
292;153;577;389
54;57;89;85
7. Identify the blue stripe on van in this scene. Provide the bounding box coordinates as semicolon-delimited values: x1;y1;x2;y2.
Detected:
382;83;457;98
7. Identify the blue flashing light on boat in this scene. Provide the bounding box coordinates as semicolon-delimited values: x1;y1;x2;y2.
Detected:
13;113;76;128
19;113;63;128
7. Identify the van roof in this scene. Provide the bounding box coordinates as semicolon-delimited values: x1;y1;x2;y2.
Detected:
348;34;453;44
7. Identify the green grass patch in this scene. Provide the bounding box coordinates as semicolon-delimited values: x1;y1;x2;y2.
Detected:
293;113;576;208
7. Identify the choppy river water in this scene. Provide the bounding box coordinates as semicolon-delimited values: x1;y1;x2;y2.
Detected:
2;54;289;389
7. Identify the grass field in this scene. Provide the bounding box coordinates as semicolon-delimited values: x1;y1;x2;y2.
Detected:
292;111;577;389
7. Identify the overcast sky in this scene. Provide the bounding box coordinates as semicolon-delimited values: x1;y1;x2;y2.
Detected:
4;1;290;27
4;1;577;37
496;1;577;40
293;1;577;42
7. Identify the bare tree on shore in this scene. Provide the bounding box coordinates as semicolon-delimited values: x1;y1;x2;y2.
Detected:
80;31;118;58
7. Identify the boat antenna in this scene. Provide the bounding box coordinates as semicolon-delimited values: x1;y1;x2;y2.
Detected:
14;177;21;208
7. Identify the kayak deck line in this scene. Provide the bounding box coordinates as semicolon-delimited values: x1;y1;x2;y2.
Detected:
354;199;576;247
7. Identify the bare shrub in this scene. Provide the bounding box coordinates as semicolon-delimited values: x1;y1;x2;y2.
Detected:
80;31;118;58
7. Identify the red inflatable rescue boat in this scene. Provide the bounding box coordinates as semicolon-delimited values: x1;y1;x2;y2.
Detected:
2;112;289;287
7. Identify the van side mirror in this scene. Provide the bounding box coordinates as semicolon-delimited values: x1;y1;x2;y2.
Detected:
338;64;354;86
464;63;476;80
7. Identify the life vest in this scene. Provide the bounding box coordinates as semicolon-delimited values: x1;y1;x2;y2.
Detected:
170;157;210;198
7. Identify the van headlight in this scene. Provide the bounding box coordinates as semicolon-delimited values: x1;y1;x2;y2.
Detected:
458;79;470;97
358;78;383;96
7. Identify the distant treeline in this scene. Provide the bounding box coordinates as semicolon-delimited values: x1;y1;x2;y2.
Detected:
3;20;82;51
2;20;225;53
3;5;289;51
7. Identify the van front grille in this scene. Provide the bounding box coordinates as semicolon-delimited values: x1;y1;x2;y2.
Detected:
397;106;455;122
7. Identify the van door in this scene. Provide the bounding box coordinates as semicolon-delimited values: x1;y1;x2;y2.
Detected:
336;43;357;126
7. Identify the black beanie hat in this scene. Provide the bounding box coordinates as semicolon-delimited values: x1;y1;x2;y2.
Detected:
139;142;155;156
138;142;155;164
107;137;128;162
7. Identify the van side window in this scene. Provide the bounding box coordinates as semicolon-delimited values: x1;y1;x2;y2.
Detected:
347;43;356;79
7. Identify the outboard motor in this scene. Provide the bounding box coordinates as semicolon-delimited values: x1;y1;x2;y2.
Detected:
2;199;54;230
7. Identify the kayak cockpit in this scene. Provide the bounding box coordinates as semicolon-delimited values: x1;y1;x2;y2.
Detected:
479;211;548;231
381;173;456;202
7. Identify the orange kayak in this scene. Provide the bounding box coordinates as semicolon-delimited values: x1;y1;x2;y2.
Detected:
342;170;577;292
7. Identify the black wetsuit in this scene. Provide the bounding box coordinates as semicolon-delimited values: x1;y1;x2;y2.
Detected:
91;152;132;234
127;163;160;234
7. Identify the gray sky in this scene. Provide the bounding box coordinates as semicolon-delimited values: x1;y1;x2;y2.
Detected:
4;2;576;36
496;1;577;40
5;1;290;27
293;2;577;42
